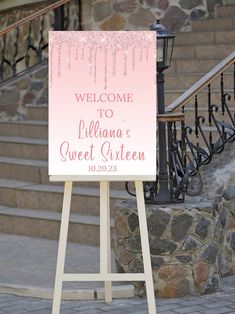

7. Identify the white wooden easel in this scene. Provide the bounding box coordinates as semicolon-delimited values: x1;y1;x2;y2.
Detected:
51;180;157;314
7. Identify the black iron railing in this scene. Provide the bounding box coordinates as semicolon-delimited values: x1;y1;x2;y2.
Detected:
0;0;82;83
126;51;235;204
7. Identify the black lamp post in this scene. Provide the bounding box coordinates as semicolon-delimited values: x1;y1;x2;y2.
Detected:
150;20;175;204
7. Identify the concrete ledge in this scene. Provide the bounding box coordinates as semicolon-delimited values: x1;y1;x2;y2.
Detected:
0;283;135;301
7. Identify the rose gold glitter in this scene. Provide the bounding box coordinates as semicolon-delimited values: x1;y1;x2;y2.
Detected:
49;31;155;88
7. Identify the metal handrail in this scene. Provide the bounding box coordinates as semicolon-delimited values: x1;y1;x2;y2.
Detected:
166;50;235;113
0;0;72;37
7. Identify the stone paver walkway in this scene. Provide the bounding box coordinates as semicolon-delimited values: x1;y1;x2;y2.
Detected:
0;276;234;314
0;234;234;313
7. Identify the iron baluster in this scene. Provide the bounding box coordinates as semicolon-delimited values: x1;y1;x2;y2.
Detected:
208;84;214;149
78;0;83;30
54;5;65;30
63;3;69;30
181;120;186;167
210;105;226;153
233;62;235;100
221;73;225;115
208;84;212;126
195;95;199;138
25;21;32;68
168;121;174;194
38;15;45;61
0;34;6;81
12;27;19;76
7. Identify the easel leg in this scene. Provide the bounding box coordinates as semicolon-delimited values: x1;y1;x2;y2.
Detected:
52;181;73;314
135;181;157;314
100;181;112;303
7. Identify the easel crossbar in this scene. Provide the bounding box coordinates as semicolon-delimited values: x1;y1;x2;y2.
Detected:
63;273;146;282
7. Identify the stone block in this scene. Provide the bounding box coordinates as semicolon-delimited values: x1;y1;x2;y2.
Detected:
150;238;177;255
114;213;129;238
195;217;211;240
128;233;142;252
215;4;235;18
162;6;188;32
195;44;235;60
146;0;169;10
100;13;126;30
128;7;155;27
193;260;210;285
180;0;203;10
171;213;193;242
113;0;138;13
148;209;171;238
202;242;219;263
183;235;200;251
175;31;214;46
128;212;139;232
94;1;112;22
215;30;235;44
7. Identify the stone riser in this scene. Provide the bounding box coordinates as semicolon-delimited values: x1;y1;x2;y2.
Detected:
165;73;234;91
165;90;234;106
0;183;129;216
173;43;235;61
174;30;235;47
0;160;48;185
0;211;101;246
168;59;226;75
0;122;48;139
192;17;235;32
0;158;126;191
166;127;232;148
0;140;48;160
215;5;235;18
26;105;48;121
184;108;235;128
182;129;234;148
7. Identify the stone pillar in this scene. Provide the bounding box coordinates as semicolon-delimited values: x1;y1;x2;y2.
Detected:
114;199;224;298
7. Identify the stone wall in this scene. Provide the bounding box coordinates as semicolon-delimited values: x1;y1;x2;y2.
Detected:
0;0;227;33
0;62;48;120
114;142;235;298
90;0;224;32
0;1;53;29
114;201;223;297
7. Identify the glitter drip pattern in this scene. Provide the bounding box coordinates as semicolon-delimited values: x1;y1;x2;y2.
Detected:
49;31;155;89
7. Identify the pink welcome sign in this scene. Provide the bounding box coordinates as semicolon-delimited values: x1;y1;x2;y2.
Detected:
49;31;156;181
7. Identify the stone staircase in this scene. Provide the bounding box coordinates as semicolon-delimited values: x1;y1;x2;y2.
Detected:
0;4;235;245
0;104;132;245
164;4;235;147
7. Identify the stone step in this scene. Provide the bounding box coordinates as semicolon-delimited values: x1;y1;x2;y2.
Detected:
183;107;235;127
26;105;48;121
0;120;48;139
0;156;126;190
0;179;131;216
215;5;235;18
178;125;235;148
192;17;235;32
165;89;234;106
0;136;48;160
0;157;48;184
173;44;235;60
0;205;103;246
174;30;235;47
168;59;224;74
168;125;234;149
165;72;234;91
